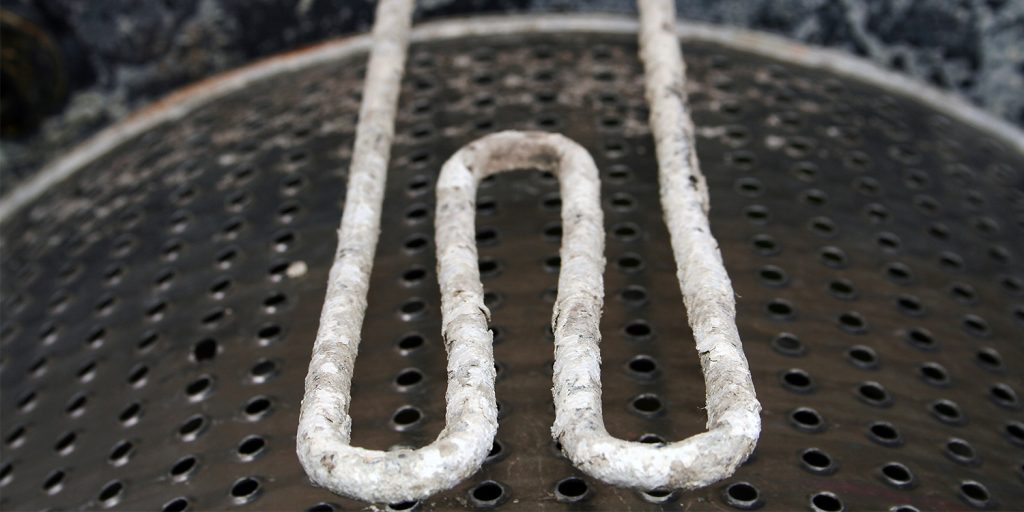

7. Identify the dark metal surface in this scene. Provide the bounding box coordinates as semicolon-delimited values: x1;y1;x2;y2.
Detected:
2;30;1023;511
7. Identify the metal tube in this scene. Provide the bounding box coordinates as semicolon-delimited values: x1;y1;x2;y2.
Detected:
550;0;762;491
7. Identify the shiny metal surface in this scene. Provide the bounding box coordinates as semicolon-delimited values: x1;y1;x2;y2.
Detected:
2;28;1023;511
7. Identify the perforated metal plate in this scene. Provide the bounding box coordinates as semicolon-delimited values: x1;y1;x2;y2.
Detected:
2;25;1024;512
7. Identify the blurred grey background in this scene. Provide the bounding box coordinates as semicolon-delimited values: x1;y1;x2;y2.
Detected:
2;0;1022;190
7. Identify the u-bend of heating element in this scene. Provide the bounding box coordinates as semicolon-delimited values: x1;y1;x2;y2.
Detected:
296;0;489;503
550;0;761;491
298;0;760;502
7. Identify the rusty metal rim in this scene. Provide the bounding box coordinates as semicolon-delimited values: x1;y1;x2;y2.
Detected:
2;13;1022;223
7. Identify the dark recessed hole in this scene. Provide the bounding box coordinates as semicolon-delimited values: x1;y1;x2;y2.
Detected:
945;438;977;465
723;482;761;509
810;491;843;512
476;198;496;215
170;456;197;478
990;245;1011;263
620;285;648;305
919;363;949;386
990;383;1019;408
802;188;827;205
178;415;206;440
857;382;892;406
638;433;666;444
759;266;788;286
976;348;1003;370
790;407;824;432
751;234;779;255
87;327;105;348
766;299;794;319
801;448;836;474
245;396;271;418
959;481;991;508
484;440;504;464
876;232;901;251
913;194;939;213
231;477;260;502
745;205;769;223
541;194;561;210
781;369;814;393
792;161;818;181
828;279;856;299
640;488;678;504
200;308;224;326
258;324;282;344
896;294;923;316
543;223;562;241
388;501;419;511
820;246;847;268
392;406;423;430
397;333;425;352
555;477;590;503
885;262;912;283
119;402;142;425
109;440;133;465
864;203;888;223
772;333;805;357
478;259;500;276
939;251;964;270
66;393;87;416
395;369;424;388
929;222;950;240
838;312;866;333
476;228;498;246
543;256;561;272
612;222;639;241
880;462;915;488
210;278;232;298
1004;421;1024;446
238;436;266;458
867;421;902;446
905;328;936;350
728;151;755;169
617;254;644;273
402;267;426;285
951;282;978;303
54;431;76;454
627;355;658;378
185;376;212;399
98;480;123;505
624;320;652;340
193;338;218;362
963;314;991;337
930;400;964;424
809;217;836;236
469;480;505;508
630;394;664;416
43;470;64;493
846;345;878;368
734;177;763;197
399;299;426;320
251;359;277;382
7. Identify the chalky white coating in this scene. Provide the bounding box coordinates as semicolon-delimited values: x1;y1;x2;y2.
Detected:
550;0;761;491
296;0;497;503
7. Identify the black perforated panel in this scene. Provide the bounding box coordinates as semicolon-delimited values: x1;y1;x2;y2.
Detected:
2;30;1023;512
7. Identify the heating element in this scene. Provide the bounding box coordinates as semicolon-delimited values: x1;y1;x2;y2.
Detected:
1;13;1023;512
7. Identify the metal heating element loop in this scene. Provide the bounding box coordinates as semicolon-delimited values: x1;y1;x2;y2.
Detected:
296;0;760;502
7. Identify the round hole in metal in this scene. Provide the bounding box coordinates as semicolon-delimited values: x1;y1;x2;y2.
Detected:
554;477;590;503
723;481;762;510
